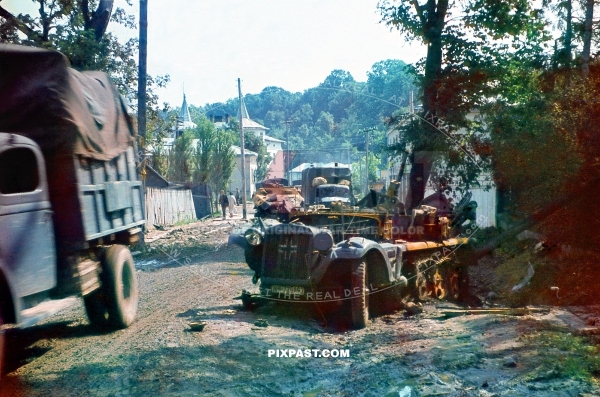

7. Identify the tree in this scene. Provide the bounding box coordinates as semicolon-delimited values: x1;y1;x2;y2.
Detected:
243;131;272;183
582;0;594;75
209;130;236;200
168;131;195;183
0;0;168;122
190;117;236;202
0;0;114;45
378;0;548;208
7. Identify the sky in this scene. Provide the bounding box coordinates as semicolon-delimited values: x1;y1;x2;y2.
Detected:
4;0;426;108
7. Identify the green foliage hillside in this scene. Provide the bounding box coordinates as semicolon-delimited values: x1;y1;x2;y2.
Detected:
193;59;417;169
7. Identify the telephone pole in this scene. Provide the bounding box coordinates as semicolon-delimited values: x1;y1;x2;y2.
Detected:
138;0;148;169
362;127;376;194
365;128;369;194
238;78;247;220
282;120;293;184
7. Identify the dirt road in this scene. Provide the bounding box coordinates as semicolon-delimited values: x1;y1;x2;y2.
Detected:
2;218;600;396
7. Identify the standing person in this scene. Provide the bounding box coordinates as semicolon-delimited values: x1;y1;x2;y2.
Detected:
218;190;228;219
228;192;238;217
235;187;241;204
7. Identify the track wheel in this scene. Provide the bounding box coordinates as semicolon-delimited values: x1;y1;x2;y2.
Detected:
414;271;431;301
446;268;461;301
433;269;446;300
350;261;369;329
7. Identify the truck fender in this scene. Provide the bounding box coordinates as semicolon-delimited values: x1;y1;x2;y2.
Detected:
312;237;396;286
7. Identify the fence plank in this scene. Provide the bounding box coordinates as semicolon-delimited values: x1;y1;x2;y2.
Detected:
145;187;196;229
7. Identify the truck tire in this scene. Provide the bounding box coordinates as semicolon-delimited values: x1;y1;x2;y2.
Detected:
350;261;369;329
102;245;139;329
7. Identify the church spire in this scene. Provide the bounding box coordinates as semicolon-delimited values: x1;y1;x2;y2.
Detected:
179;93;192;123
239;96;250;120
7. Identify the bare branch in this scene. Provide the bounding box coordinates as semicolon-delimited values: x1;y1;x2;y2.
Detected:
0;5;43;43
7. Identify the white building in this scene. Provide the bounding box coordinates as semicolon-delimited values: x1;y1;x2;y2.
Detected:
228;145;258;198
386;110;496;227
239;101;284;157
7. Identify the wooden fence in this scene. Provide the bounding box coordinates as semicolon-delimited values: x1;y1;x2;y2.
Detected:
145;187;196;229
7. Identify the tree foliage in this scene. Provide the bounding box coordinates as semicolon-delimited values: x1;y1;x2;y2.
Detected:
0;0;170;144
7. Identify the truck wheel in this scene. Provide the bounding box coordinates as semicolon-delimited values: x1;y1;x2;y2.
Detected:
350;261;369;329
102;245;139;329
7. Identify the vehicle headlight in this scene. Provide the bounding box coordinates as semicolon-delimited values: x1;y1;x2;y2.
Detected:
244;228;262;246
314;230;334;252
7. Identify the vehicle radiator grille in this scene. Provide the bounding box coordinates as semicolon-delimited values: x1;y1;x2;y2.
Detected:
263;232;311;280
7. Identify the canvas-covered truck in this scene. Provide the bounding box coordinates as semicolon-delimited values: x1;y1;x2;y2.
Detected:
0;44;144;379
300;164;354;207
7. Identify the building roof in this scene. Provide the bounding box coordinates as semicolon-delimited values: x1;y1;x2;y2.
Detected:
239;97;268;130
178;94;197;130
264;134;284;143
232;145;258;157
241;117;268;130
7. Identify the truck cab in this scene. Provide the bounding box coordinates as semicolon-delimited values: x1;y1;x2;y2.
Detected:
315;184;353;207
0;134;56;325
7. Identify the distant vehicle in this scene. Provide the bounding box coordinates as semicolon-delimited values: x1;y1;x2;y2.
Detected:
314;183;352;207
0;44;144;380
300;163;354;207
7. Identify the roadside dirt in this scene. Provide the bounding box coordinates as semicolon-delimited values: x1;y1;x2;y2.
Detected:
2;212;600;396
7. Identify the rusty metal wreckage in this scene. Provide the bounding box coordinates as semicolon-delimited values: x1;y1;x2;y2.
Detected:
230;174;480;329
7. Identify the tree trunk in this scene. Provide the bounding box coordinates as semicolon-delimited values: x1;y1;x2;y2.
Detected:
582;0;594;77
564;0;573;68
82;0;114;42
407;0;448;210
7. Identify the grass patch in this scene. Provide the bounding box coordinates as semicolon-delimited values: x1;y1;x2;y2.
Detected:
521;331;600;381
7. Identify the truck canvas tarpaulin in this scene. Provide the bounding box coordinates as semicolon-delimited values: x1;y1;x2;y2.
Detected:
0;43;134;160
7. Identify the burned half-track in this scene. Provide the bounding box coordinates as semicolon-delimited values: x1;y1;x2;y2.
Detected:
229;190;478;329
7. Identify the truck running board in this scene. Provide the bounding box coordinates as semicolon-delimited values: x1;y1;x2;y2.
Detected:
18;297;78;328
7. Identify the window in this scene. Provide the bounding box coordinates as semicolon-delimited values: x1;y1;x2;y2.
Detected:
0;147;40;194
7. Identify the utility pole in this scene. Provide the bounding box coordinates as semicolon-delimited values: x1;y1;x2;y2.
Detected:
362;127;376;194
238;78;247;220
282;120;293;184
365;128;369;194
138;0;148;172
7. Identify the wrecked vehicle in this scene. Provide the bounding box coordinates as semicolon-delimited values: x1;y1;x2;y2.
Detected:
229;186;478;329
253;179;304;220
0;45;144;378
